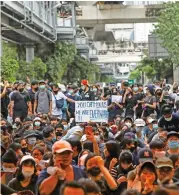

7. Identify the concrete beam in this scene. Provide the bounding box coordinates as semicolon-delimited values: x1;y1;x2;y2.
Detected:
26;45;35;63
76;5;157;27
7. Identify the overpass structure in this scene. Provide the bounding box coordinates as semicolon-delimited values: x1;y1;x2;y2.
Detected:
76;3;162;41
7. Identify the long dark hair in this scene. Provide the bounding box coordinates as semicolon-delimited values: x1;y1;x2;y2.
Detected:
104;140;120;169
16;159;37;183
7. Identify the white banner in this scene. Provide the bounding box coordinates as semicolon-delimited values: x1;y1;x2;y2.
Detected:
75;101;108;122
111;95;122;103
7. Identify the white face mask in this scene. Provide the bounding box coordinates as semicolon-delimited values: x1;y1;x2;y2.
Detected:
164;115;172;121
27;137;36;145
125;122;132;128
22;168;34;178
3;166;16;173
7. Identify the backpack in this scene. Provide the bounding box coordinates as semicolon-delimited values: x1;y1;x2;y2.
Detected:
53;93;64;109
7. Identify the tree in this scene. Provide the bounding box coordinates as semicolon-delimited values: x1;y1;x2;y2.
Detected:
155;2;179;64
129;69;141;81
16;57;47;81
1;42;19;82
45;42;77;82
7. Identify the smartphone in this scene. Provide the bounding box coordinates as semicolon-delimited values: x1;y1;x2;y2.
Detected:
85;126;93;135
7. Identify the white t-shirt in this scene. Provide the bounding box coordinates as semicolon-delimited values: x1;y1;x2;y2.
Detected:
52;92;67;116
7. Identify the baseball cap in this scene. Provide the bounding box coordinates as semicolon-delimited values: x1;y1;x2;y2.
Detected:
156;157;173;169
31;80;38;85
134;119;146;127
52;140;73;154
20;155;36;165
43;126;54;138
124;132;136;141
167;131;179;139
147;117;155;124
81;80;88;86
119;151;133;164
138;148;153;163
39;80;45;84
124;117;133;123
33;117;41;122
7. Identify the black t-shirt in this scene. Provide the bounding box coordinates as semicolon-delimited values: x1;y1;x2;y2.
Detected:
158;113;179;132
11;91;30;112
81;89;95;101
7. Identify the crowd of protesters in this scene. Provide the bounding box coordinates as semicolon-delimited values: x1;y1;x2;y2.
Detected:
1;78;179;195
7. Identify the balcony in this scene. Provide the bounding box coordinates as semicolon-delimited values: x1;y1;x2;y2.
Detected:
75;37;89;52
56;17;74;41
89;49;98;62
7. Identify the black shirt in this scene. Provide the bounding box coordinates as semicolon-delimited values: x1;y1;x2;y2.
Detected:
81;89;95;101
158;113;179;132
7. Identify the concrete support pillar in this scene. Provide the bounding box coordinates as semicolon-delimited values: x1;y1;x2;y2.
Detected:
0;35;2;57
25;45;34;63
173;64;179;84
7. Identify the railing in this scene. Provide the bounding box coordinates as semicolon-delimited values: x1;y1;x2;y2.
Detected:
57;17;72;27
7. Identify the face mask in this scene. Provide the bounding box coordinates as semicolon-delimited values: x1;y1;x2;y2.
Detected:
1;125;7;131
125;122;132;128
19;88;24;92
39;85;45;90
56;132;63;137
129;147;136;153
153;124;158;130
52;137;56;142
63;125;69;131
26;87;31;91
157;92;162;96
22;168;34;178
3;166;16;172
168;141;179;149
93;88;97;92
21;147;28;154
87;166;101;177
34;121;41;127
15;121;21;126
94;135;100;143
53;90;58;94
155;151;166;159
82;86;85;90
164;116;172;121
27;137;36;145
133;87;138;92
34;87;38;91
69;90;74;94
116;121;120;126
112;92;117;95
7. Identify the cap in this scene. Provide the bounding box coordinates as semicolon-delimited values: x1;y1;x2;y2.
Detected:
167;131;179;139
119;151;133;163
123;81;129;87
124;117;133;123
124;132;136;141
43;126;54;138
139;161;156;175
2;149;18;164
20;155;36;165
69;84;78;89
52;140;73;154
147;117;155;124
156;157;173;169
81;80;88;86
134;119;146;127
138;148;153;163
31;80;38;85
24;117;32;122
39;80;45;84
23;131;38;139
33;117;41;122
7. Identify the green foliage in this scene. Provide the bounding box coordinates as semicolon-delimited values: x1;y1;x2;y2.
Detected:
129;69;141;81
100;75;115;83
45;42;77;82
155;2;179;64
16;57;47;81
1;42;19;82
65;55;100;84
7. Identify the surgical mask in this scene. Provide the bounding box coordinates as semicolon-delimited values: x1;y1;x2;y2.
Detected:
94;135;100;143
125;122;132;128
22;168;34;178
82;86;85;90
164;116;172;121
153;124;158;130
15;121;21;126
133;87;138;92
26;87;31;91
39;85;45;90
93;88;97;92
52;137;56;142
3;166;16;172
168;141;179;149
27;137;36;145
69;90;74;94
155;151;166;159
63;125;69;131
34;121;41;127
116;121;120;126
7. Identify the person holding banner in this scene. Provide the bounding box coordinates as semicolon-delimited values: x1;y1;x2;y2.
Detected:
80;80;95;101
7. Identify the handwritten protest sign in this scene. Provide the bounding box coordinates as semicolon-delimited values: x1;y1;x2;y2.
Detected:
75;101;108;122
111;95;122;103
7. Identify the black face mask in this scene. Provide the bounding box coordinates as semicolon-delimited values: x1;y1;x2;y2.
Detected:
157;92;162;96
56;132;63;137
129;147;136;153
21;147;28;154
1;125;7;132
15;122;21;126
19;88;24;92
87;167;101;177
34;87;39;91
53;91;58;94
112;92;117;95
